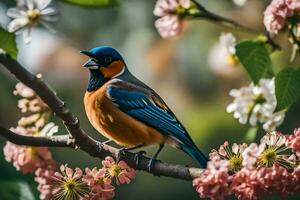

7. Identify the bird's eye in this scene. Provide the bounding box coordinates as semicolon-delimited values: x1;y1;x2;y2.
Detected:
104;56;112;63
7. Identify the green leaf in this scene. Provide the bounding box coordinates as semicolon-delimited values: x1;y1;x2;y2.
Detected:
275;68;300;111
0;27;18;60
61;0;119;8
235;41;271;84
0;181;35;200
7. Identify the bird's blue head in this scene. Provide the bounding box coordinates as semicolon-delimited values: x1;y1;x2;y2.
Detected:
80;46;127;92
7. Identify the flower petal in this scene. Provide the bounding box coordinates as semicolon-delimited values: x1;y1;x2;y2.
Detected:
17;0;27;7
26;0;35;10
65;167;74;178
7;18;29;33
40;7;57;16
36;0;52;10
73;168;83;180
7;8;24;18
23;27;32;44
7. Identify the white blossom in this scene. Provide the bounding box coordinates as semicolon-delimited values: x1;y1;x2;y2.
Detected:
227;78;286;131
220;32;236;54
7;0;57;44
233;0;248;6
263;112;286;132
208;33;240;77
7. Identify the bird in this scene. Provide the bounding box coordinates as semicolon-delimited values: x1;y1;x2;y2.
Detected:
80;46;208;170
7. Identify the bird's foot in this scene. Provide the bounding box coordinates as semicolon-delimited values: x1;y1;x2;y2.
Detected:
96;140;114;153
148;158;160;173
134;150;146;168
96;141;104;153
116;147;128;162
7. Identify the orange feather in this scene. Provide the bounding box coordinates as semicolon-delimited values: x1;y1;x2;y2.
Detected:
100;60;124;78
84;81;164;147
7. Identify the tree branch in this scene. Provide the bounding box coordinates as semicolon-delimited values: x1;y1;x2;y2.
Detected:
0;125;73;147
191;0;281;50
0;53;204;181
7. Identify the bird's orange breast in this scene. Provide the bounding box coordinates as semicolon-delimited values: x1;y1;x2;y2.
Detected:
84;82;164;147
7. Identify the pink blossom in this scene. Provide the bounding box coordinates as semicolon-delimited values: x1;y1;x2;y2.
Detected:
263;0;293;34
209;150;221;160
292;166;300;192
242;143;265;168
287;128;300;153
193;157;231;200
35;168;55;200
82;167;115;200
285;0;300;10
231;168;260;200
194;129;300;200
13;82;35;98
30;98;46;111
3;141;56;174
51;165;89;199
15;81;48;113
257;165;295;197
102;156;136;185
4;127;56;173
153;0;191;38
17;99;30;113
17;98;46;113
211;141;247;172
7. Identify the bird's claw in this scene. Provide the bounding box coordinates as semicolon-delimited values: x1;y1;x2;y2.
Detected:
96;141;103;153
148;158;160;173
134;150;146;168
116;148;128;162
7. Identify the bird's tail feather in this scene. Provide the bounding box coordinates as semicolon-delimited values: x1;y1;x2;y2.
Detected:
179;143;208;168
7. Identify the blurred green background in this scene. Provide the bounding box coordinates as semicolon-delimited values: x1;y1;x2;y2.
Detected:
0;0;299;199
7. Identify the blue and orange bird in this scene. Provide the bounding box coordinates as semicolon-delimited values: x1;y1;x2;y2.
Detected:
81;46;208;169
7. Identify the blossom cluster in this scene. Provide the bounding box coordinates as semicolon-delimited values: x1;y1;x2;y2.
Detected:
4;82;136;199
4;81;57;173
193;129;300;200
153;0;249;38
35;157;136;200
153;0;193;38
264;0;300;35
227;78;286;132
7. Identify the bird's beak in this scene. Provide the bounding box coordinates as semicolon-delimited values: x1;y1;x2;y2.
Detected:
80;50;94;57
80;51;98;69
82;58;98;69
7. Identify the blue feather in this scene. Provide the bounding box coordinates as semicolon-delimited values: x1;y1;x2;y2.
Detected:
107;85;208;167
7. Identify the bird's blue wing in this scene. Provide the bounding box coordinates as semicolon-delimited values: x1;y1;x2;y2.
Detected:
106;83;194;147
106;81;208;167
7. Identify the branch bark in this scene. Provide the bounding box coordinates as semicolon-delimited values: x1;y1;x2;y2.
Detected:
0;53;204;181
0;125;73;147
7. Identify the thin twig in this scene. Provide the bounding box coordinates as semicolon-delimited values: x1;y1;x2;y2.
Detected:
190;0;281;50
0;125;73;147
0;53;204;180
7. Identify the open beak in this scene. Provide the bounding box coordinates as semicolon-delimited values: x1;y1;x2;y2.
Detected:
80;51;98;69
82;59;98;69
